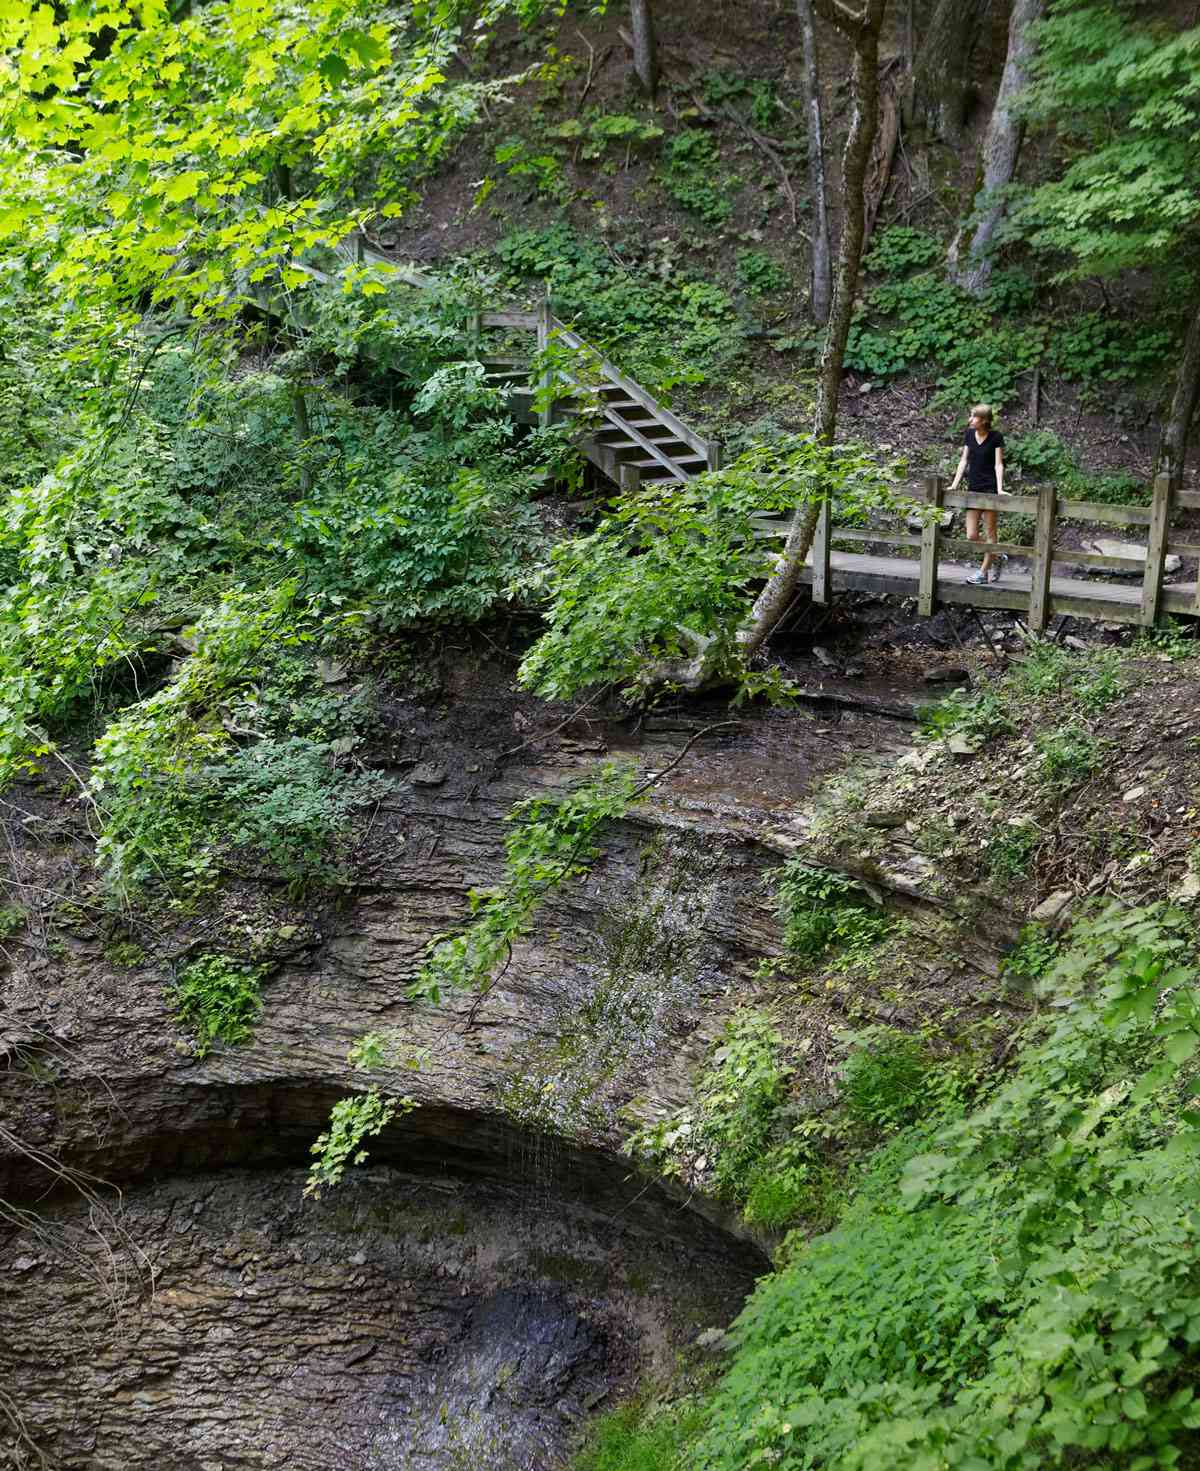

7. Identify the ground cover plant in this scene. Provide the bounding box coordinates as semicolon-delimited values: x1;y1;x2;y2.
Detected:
582;901;1200;1469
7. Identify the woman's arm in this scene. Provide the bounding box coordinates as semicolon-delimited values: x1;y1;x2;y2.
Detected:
948;446;968;490
995;445;1006;495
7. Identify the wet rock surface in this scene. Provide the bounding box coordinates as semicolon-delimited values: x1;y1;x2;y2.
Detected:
4;1165;758;1469
1;648;925;1468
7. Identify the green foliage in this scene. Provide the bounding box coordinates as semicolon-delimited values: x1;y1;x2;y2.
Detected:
0;905;25;940
105;939;146;968
547;110;664;162
626;1010;792;1205
776;861;891;964
305;1089;412;1199
410;762;642;1004
493;224;740;390
1135;618;1199;660
862;227;941;277
494;135;567;199
0;0;483;332
736;250;790;298
662;130;737;227
918;686;1014;744
1001;925;1060;986
1020;5;1200;279
518;436;897;702
1049;312;1172;391
838;1028;954;1134
573;1400;707;1471
986;821;1039;882
170;954;268;1058
688;902;1200;1470
1034;721;1102;789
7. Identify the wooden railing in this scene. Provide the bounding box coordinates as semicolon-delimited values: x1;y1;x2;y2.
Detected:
805;473;1197;629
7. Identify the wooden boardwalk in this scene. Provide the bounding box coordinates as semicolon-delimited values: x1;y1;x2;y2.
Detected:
298;237;1198;632
798;546;1200;624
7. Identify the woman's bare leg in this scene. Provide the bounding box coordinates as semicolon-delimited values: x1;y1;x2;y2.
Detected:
965;508;986;574
980;508;998;575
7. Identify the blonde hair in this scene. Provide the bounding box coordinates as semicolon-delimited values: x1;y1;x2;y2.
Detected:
971;403;994;428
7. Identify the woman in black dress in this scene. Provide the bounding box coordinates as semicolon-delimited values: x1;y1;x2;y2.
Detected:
948;404;1007;584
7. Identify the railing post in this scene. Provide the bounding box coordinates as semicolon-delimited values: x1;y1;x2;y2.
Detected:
619;464;642;493
1141;472;1172;626
536;292;552;428
917;474;944;617
811;496;832;606
705;440;723;473
1028;483;1057;633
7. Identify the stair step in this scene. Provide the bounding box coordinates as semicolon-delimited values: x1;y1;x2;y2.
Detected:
630;454;707;469
601;397;657;415
602;437;690;453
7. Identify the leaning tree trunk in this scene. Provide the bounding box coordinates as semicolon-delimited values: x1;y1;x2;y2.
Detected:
797;0;832;325
630;0;658;97
740;0;887;660
1156;297;1200;490
953;0;1045;294
913;0;991;143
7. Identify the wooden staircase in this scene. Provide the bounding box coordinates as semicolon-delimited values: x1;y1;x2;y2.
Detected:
322;235;722;489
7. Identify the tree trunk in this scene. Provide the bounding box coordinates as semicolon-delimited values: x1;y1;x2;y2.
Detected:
292;385;314;494
1156;297;1200;490
797;0;832;325
630;0;658;98
913;0;991;143
740;0;887;660
953;0;1045;294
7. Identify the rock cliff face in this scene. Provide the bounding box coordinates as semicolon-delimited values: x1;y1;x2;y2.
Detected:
0;658;927;1468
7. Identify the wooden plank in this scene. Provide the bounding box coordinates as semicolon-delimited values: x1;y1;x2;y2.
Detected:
1177;490;1200;510
480;309;539;329
619;462;642;493
1140;473;1172;625
811;499;832;606
1028;484;1057;633
705;439;724;473
917;475;944;617
549;317;709;457
941;537;1028;558
1167;541;1200;558
1058;499;1153;527
943;490;1040;514
602;407;690;480
824;527;924;549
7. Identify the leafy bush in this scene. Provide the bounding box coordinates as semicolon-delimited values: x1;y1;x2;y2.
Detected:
986;821;1039;882
1005;427;1075;481
918;686;1014;743
841;1023;970;1135
862;226;941;277
170;954;267;1057
777;861;890;964
410;762;642;1004
1050;311;1172;390
493;223;740;390
1000;925;1059;985
690;903;1200;1470
547;110;663;162
518;435;896;702
305;1089;412;1199
1035;721;1102;789
736;249;790;298
982;267;1038;314
662;130;736;226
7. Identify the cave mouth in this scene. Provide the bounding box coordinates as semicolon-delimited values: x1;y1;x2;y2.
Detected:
1;1088;765;1470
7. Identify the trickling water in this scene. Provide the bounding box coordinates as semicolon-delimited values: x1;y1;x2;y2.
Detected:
370;1288;608;1471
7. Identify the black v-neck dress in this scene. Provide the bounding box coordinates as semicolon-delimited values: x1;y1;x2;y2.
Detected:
964;428;1005;493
